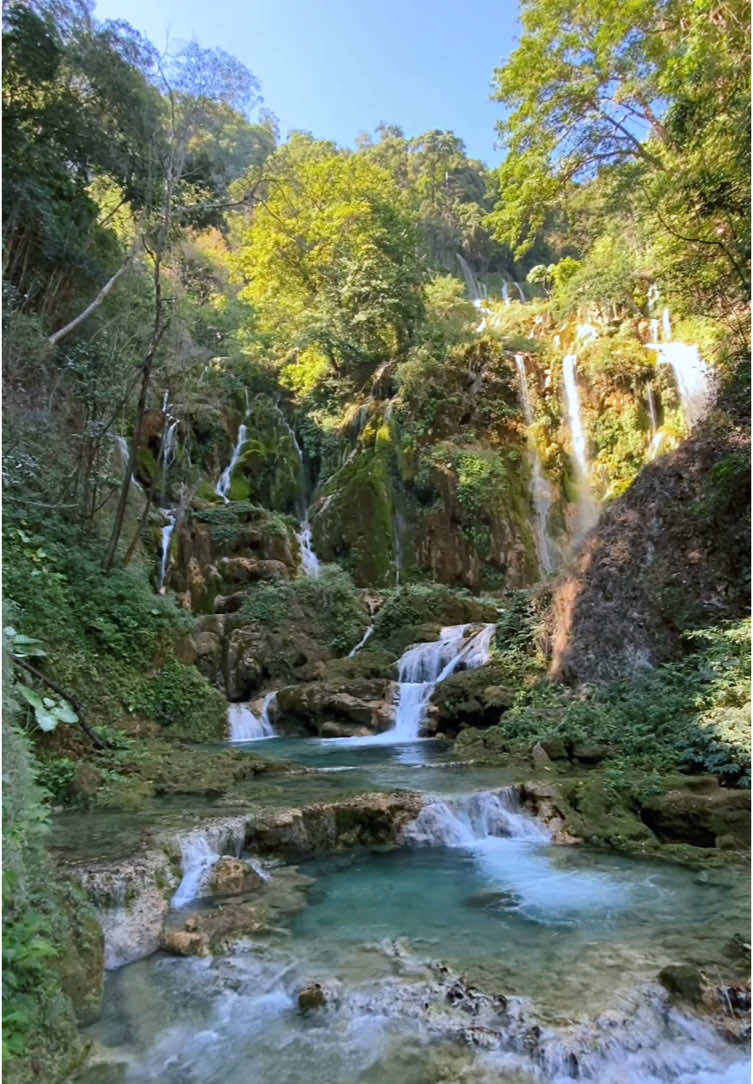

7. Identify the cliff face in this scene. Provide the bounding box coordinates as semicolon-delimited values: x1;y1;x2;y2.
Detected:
549;417;750;685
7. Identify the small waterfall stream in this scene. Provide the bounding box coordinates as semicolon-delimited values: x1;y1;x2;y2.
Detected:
563;353;598;539
348;626;374;657
228;693;278;742
279;413;321;578
515;354;557;575
513;280;526;302
456;253;481;302
216;420;248;503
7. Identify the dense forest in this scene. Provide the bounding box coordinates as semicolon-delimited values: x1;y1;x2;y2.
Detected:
2;1;750;1081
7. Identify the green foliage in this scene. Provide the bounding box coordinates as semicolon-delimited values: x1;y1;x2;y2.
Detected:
240;566;366;656
233;136;426;385
2;511;223;741
471;617;751;786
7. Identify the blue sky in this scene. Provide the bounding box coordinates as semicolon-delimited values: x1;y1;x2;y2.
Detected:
94;0;521;166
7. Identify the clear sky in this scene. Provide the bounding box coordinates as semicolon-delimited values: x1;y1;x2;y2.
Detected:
93;0;521;166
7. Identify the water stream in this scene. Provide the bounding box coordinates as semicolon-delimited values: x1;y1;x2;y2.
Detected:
216;420;248;502
562;354;598;539
227;693;278;743
83;778;750;1083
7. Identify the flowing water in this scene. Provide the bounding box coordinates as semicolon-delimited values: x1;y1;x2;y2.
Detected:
158;511;176;593
82;784;750;1083
348;625;375;657
215;421;248;502
562;354;598;539
515;354;557;575
368;623;496;746
647;307;715;429
514;281;526;302
227;696;278;743
457;254;481;301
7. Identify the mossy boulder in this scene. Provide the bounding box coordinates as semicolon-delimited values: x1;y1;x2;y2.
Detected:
428;662;515;738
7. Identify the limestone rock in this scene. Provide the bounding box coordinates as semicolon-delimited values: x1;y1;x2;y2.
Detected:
207;857;266;897
161;929;210;957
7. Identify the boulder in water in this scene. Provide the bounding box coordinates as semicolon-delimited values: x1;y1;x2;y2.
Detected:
208;857;266;897
161;929;210;957
297;983;327;1013
659;963;704;1005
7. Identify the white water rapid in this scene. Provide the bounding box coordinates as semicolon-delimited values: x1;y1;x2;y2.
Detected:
401;787;550;847
216;421;248;502
515;354;557;575
228;696;277;742
348;626;374;657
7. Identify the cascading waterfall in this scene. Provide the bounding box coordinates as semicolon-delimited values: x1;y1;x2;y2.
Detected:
389;623;496;742
160;418;178;504
456;253;481;302
216;420;248;502
228;697;277;742
562;353;598;538
662;306;673;341
646;307;714;430
501;280;510;305
348;626;374;657
514;354;557;575
401;787;550;847
513;281;526;302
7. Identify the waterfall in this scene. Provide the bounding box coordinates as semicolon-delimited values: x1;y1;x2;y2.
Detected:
261;691;278;733
160;418;178;504
646;382;659;434
390;623;496;741
348;626;374;657
650;317;659;342
158;511;176;593
216;421;248;503
662;306;672;341
112;435;143;493
171;819;257;908
515;354;557;576
401;787;549;847
653;343;714;429
513;281;526;302
278;412;321;578
228;700;277;742
501;280;511;305
456;254;480;302
563;354;598;540
563;354;589;478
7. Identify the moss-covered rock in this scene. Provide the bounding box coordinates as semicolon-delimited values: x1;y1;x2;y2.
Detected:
372;584;500;655
428;662;515;738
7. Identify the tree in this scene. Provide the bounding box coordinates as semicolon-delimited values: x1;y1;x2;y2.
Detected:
488;0;750;301
232;136;426;386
